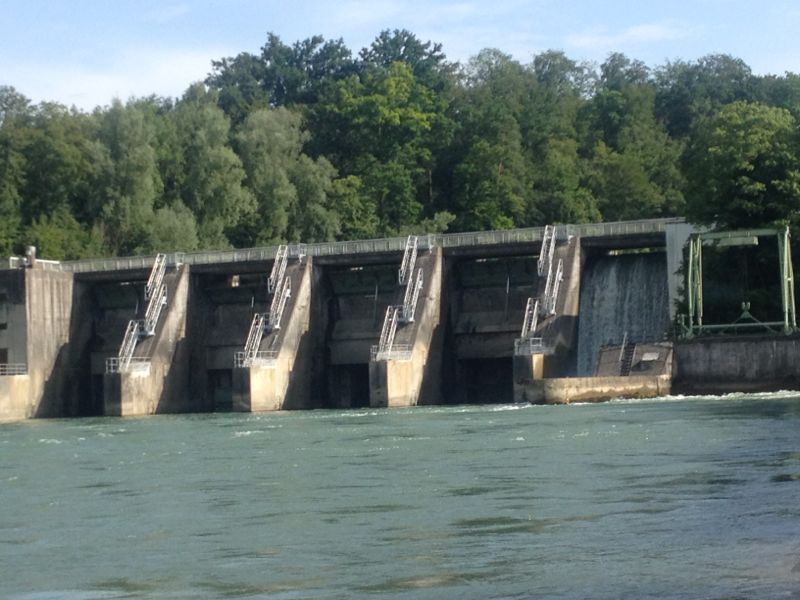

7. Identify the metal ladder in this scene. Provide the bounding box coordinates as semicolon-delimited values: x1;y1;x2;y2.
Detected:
618;332;635;376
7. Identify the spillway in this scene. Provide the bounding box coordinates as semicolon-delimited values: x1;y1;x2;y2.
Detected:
576;252;670;376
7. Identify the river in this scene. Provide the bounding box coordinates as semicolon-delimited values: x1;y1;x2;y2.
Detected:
2;394;799;599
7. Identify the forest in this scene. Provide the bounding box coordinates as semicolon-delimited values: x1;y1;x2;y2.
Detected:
1;29;800;260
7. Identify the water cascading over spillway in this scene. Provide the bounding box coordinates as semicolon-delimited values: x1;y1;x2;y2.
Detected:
576;252;670;376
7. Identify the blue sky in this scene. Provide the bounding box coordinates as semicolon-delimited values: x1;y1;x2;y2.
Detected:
2;0;799;111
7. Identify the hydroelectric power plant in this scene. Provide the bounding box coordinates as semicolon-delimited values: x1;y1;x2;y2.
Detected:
1;217;799;421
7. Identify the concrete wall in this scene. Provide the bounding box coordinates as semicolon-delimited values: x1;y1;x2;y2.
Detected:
104;265;191;416
512;354;544;403
673;336;800;394
25;269;75;417
520;374;671;404
232;258;313;412
369;248;443;408
0;375;29;421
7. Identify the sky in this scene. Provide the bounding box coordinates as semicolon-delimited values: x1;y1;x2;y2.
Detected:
2;0;799;111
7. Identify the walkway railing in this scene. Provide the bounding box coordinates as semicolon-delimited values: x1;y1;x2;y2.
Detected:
234;350;278;368
105;356;151;374
7;218;685;274
0;363;27;376
514;337;544;356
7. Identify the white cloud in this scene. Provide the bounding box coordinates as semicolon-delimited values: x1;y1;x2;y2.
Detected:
0;45;233;111
566;22;686;53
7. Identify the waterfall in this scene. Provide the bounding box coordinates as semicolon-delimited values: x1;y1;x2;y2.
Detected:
576;252;670;376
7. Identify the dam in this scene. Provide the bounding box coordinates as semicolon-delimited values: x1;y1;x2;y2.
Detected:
2;217;798;420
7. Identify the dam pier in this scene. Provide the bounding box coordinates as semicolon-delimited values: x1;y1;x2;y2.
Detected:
2;217;799;420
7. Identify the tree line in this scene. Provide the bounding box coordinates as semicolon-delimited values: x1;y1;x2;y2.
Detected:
2;29;799;260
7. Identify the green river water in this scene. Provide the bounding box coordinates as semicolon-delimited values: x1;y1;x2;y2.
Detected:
2;394;800;599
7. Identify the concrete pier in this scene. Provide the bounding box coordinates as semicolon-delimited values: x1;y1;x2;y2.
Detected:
103;265;191;416
232;257;314;411
369;248;444;407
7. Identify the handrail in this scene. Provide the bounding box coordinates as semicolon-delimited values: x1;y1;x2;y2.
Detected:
106;356;151;374
545;259;564;316
116;320;140;371
142;284;167;335
0;363;27;376
7;218;687;274
145;254;166;301
401;267;424;323
520;298;539;338
371;343;412;361
242;313;266;360
234;350;278;368
377;305;400;358
267;277;291;331
514;337;544;356
268;245;288;294
538;225;554;276
398;236;418;285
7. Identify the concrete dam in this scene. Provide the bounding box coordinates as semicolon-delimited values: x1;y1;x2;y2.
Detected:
3;217;793;420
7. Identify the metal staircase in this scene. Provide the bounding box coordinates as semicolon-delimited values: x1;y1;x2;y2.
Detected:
544;258;564;316
538;225;555;277
107;254;168;373
373;236;425;361
515;297;544;355
236;246;294;368
619;333;635;376
267;276;291;331
268;245;288;294
399;236;418;285
400;267;424;323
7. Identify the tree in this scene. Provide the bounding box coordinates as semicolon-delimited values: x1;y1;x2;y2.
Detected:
172;84;254;248
685;101;800;229
655;54;755;138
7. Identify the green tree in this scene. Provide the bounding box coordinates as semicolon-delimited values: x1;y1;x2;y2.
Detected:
685;101;800;229
172;84;254;248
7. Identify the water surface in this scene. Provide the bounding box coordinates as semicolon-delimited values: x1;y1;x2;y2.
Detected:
2;394;799;598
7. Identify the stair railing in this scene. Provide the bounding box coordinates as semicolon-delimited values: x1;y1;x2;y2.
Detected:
145;254;167;301
267;276;291;331
398;236;418;285
538;225;554;276
400;267;424;323
239;312;267;367
520;298;539;338
116;320;140;372
268;245;288;294
545;259;564;316
142;284;167;335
